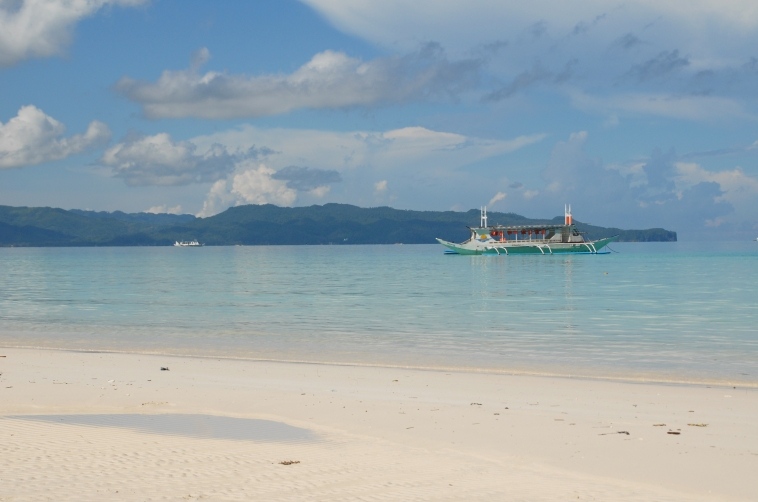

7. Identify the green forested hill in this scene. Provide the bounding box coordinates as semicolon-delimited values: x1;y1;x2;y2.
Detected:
0;203;677;246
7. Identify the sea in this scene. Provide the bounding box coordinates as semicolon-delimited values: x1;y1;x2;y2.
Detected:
1;242;757;387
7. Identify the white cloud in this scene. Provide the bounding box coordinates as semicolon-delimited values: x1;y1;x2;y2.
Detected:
309;185;331;198
146;204;183;214
518;132;744;233
488;191;506;206
199;162;297;217
116;45;482;119
301;1;758;53
374;180;387;192
191;124;545;175
0;105;110;169
0;0;147;66
674;161;758;207
301;0;758;121
189;124;545;214
606;161;648;187
101;133;239;186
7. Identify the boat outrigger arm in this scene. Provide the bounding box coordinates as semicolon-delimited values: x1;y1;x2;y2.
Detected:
436;205;619;255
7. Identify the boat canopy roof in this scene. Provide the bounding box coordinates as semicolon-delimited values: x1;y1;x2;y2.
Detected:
472;223;571;231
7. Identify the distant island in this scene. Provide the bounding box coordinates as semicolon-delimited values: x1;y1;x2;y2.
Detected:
0;203;676;247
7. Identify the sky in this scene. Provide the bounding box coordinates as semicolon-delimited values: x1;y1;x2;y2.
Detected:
2;0;758;240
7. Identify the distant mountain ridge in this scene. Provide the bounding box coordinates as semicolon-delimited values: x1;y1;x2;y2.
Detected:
0;203;677;247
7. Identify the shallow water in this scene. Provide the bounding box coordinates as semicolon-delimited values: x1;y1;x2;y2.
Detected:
1;242;757;385
7;414;317;442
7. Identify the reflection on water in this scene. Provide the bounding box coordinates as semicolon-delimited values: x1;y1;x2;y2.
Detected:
10;414;318;442
1;243;757;384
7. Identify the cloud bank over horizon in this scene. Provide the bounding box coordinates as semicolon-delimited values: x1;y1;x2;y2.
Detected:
189;125;545;217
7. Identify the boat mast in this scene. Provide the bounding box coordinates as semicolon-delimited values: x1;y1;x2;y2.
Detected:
481;206;488;228
565;204;572;225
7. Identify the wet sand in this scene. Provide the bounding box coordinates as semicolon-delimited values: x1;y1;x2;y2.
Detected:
1;347;756;501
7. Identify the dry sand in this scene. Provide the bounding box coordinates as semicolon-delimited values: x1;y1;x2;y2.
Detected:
1;347;756;501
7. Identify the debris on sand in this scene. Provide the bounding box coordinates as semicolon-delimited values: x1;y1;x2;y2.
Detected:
160;367;170;371
279;460;300;465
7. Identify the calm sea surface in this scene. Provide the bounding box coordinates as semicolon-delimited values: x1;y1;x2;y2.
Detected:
1;242;757;385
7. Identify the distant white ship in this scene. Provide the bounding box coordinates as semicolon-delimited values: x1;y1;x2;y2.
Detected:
174;240;203;247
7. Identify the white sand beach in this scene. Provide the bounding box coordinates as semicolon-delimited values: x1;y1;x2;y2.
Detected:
1;347;756;501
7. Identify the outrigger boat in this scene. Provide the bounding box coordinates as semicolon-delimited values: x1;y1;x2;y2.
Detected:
436;205;618;255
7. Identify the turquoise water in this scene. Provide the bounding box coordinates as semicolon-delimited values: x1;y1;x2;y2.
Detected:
1;242;757;385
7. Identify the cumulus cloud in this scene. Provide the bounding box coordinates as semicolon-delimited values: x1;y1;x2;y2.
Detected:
309;185;331;198
271;165;342;191
628;155;735;230
0;0;146;66
115;44;482;119
185;123;545;216
185;124;548;217
199;162;297;217
0;105;110;169
674;161;758;208
146;204;183;214
101;133;253;186
531;131;737;232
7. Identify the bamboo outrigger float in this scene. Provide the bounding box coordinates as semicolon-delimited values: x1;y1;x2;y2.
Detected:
436;205;618;255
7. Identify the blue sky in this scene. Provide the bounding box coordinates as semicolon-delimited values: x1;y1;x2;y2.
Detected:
2;0;758;239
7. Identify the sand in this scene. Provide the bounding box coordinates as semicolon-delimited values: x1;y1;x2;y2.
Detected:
1;347;756;501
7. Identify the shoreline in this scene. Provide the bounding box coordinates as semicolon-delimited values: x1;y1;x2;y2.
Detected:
3;343;756;389
2;347;757;500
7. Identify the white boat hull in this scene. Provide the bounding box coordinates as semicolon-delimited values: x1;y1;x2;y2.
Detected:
436;235;618;255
